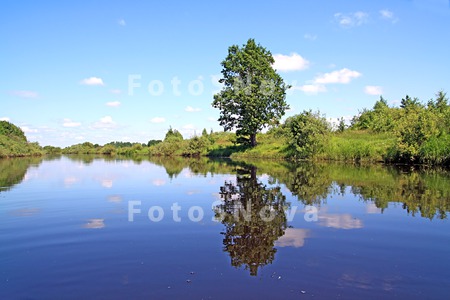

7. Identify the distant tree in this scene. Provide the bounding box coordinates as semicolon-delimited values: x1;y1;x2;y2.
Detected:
337;117;346;133
164;127;183;142
201;128;208;137
147;139;162;147
400;95;422;110
212;38;290;147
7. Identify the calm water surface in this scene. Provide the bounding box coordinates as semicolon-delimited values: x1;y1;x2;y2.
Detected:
1;156;450;299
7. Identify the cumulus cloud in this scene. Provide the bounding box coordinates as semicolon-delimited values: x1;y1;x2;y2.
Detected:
63;118;81;127
118;19;126;26
93;116;116;129
273;53;310;72
185;106;201;112
110;89;121;94
0;117;10;121
334;11;369;28
20;126;38;133
304;33;317;41
150;117;166;123
379;9;397;22
80;77;104;86
10;90;39;98
106;101;121;107
100;116;113;124
314;68;361;84
364;85;383;95
292;84;327;95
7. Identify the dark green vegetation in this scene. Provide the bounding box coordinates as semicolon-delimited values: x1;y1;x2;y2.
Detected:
0;121;43;158
212;38;290;147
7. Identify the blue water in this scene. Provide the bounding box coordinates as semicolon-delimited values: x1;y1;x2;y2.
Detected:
1;156;449;299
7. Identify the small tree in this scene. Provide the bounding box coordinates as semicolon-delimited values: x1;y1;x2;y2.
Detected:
212;39;290;147
286;111;331;159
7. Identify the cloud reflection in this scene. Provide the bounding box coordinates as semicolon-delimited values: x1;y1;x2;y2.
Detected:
319;213;363;229
101;179;113;188
83;219;105;229
275;228;310;248
152;179;166;186
107;195;123;203
10;208;40;217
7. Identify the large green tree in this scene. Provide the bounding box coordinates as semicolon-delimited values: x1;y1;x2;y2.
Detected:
212;39;290;147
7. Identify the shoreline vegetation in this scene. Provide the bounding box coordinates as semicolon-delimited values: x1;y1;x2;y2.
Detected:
1;90;449;166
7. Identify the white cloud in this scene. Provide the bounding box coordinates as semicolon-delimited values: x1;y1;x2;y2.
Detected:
92;116;116;129
364;85;383;95
185;106;201;112
292;84;327;95
328;115;353;130
273;53;310;72
63;118;81;127
20;126;38;133
100;116;114;124
80;77;104;86
334;11;369;28
181;124;197;137
0;117;10;122
11;90;39;98
380;9;398;23
106;101;121;107
118;19;126;26
207;117;216;122
110;89;121;94
150;117;166;123
303;33;317;41
314;68;362;84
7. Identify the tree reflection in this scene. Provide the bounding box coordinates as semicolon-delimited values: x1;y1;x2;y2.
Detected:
0;157;42;192
214;165;288;276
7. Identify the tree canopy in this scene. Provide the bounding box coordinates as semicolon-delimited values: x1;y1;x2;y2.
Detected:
212;38;290;147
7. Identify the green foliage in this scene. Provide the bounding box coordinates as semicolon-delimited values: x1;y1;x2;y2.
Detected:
0;121;27;142
212;38;290;146
319;131;395;162
43;145;62;154
285;111;331;159
164;127;183;142
0;121;43;158
147;139;162;147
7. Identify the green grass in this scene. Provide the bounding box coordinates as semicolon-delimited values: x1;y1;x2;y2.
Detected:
317;130;396;162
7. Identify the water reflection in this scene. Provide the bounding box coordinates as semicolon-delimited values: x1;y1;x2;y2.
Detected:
318;213;363;230
214;165;289;276
275;228;310;248
83;218;105;229
0;157;43;192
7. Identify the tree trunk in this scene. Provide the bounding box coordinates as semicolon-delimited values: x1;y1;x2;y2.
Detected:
250;133;257;147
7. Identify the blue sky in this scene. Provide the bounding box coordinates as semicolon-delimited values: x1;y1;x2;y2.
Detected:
1;0;449;147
